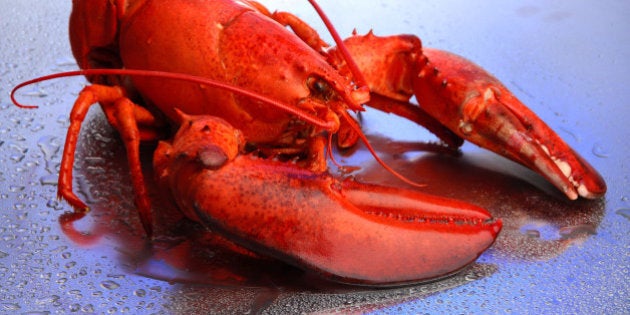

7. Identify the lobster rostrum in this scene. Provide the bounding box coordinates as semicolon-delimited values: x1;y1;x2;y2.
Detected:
12;0;606;285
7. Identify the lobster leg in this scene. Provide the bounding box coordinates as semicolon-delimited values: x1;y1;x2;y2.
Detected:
241;1;330;54
59;84;163;235
330;32;606;200
366;93;464;150
269;10;330;54
154;113;502;286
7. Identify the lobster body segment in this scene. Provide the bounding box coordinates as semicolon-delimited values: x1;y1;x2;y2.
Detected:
154;114;502;285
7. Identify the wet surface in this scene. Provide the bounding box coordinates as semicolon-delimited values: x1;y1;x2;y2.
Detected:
1;1;628;313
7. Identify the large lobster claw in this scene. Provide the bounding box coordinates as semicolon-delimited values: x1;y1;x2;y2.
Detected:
154;113;502;286
332;33;606;200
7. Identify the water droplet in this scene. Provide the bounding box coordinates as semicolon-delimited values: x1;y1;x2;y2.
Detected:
464;272;482;281
592;142;609;158
30;124;45;132
37;135;60;160
9;185;25;192
68;303;81;312
100;280;120;290
615;208;630;220
57;115;69;126
558;224;596;240
20;87;48;98
10;153;25;163
519;222;560;240
149;286;162;293
558;126;579;141
13;135;27;144
1;303;21;311
55;56;76;67
0;251;8;259
50;246;68;254
36;295;60;305
524;229;541;238
134;289;146;297
45;198;64;211
68;290;82;299
40;174;59;186
16;211;28;220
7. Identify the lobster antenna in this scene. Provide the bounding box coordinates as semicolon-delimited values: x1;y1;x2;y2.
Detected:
338;110;425;188
14;69;425;188
11;69;336;131
307;0;369;90
308;1;426;188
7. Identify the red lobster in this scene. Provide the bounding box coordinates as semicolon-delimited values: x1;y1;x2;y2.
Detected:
12;0;605;286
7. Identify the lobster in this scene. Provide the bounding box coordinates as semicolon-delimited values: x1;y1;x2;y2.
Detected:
11;0;605;285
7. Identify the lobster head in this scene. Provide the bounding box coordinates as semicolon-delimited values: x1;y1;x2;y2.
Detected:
69;0;369;143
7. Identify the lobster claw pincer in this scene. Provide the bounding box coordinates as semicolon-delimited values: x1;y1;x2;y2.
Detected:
415;48;607;200
330;33;605;200
154;113;502;286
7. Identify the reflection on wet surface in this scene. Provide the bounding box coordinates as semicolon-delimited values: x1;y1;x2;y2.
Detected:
352;134;606;262
52;112;605;312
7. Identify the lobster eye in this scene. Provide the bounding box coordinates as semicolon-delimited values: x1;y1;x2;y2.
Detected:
197;145;228;170
307;76;334;101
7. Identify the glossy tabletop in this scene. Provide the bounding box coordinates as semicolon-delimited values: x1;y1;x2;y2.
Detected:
1;1;628;313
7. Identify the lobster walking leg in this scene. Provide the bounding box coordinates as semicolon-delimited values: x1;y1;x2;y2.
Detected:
154;113;502;286
366;93;464;150
269;11;329;53
59;84;163;235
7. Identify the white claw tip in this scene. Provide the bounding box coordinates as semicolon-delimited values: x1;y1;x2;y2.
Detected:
577;184;596;199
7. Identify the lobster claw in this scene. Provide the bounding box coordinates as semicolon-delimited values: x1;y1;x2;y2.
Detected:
154;113;502;286
415;48;606;200
329;32;605;200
